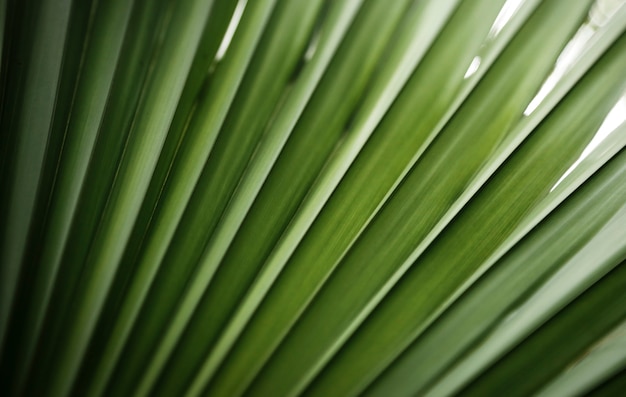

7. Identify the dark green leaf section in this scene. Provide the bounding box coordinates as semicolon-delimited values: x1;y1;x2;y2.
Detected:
534;318;626;397
588;369;626;397
28;1;173;395
8;0;135;393
28;1;216;396
460;259;626;397
0;0;95;393
0;0;72;353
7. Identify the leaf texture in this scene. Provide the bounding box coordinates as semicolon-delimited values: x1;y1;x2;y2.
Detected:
1;1;626;396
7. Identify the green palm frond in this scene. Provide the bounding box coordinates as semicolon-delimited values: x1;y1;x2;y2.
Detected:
1;0;626;396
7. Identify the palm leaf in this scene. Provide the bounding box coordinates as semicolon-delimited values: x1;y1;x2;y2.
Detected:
1;0;625;396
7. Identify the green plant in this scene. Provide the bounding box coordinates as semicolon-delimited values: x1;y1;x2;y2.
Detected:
1;0;625;396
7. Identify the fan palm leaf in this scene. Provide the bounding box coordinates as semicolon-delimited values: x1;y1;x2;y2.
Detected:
1;0;626;396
